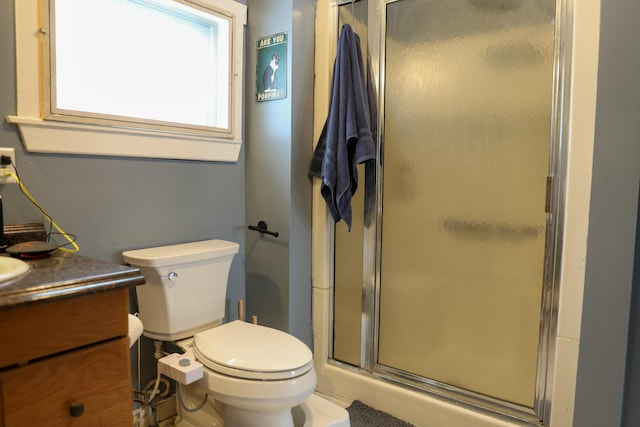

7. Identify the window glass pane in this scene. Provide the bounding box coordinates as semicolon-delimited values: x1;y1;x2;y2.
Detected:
52;0;230;129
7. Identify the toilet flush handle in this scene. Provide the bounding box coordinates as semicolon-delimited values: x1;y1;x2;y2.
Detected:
160;272;178;281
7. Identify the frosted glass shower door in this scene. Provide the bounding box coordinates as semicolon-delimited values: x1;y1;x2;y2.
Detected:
377;0;554;408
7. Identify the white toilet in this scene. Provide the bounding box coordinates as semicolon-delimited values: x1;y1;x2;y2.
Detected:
123;240;349;427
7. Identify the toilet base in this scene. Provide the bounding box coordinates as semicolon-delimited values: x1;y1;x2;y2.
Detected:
294;394;350;427
175;393;350;427
224;405;294;427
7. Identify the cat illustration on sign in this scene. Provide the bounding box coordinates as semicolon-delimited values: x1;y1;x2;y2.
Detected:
262;52;282;92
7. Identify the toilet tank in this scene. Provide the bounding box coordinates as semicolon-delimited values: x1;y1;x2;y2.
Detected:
122;240;239;341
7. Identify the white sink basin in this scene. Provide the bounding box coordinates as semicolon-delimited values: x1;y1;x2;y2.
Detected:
0;256;30;283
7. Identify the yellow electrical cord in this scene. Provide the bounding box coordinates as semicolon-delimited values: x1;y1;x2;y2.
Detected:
3;171;79;253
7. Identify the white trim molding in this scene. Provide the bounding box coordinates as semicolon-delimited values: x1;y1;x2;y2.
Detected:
8;0;246;162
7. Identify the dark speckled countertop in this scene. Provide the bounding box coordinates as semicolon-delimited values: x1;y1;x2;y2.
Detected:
0;251;145;309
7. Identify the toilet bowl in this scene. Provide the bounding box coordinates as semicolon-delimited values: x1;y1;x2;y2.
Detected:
175;389;350;427
122;240;349;427
189;320;317;427
175;321;348;427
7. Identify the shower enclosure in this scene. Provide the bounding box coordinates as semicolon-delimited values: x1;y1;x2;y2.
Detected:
326;0;568;423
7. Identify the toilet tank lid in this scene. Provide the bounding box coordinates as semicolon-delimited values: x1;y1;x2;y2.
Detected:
122;240;239;267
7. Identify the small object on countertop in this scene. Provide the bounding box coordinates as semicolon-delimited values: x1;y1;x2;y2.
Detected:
6;241;59;259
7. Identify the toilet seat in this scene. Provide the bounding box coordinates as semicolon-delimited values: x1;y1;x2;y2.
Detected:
193;320;313;381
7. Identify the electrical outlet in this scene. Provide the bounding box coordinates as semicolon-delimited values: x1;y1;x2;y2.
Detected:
0;148;16;184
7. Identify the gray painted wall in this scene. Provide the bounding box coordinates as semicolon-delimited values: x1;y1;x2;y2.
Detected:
1;0;246;386
8;0;640;423
244;0;315;346
573;0;640;425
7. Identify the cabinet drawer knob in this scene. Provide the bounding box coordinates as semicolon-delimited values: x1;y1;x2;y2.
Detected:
69;402;85;417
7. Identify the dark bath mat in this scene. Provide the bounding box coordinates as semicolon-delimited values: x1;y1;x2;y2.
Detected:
347;400;415;427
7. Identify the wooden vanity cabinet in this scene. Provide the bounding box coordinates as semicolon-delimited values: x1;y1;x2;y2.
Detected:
0;288;133;426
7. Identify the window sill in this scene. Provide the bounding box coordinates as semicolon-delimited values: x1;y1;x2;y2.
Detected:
6;116;241;162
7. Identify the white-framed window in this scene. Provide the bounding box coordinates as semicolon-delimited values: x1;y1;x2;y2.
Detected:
8;0;246;162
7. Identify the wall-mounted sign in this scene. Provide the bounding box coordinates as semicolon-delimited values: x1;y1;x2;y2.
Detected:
256;32;287;102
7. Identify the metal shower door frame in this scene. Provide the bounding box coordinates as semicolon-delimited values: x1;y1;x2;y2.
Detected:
330;0;573;424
